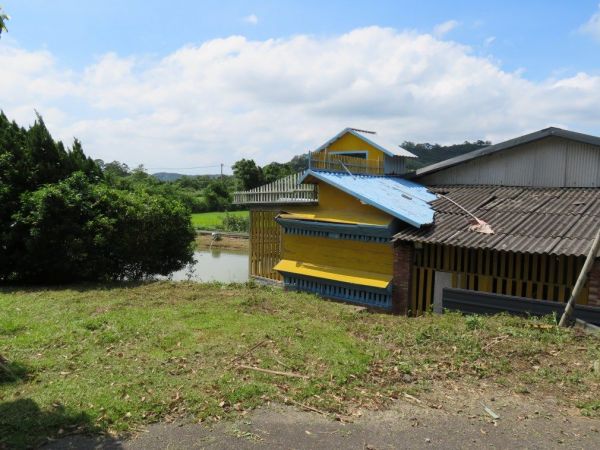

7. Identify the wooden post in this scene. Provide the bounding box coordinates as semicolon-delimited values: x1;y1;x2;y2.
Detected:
559;227;600;327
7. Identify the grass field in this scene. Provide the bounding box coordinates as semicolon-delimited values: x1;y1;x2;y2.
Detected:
1;283;599;448
191;211;248;230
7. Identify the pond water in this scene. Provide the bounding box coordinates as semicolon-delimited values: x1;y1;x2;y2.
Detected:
166;249;249;283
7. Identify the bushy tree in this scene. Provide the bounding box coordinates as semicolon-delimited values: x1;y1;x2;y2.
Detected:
0;111;195;283
204;179;232;211
232;159;264;190
262;162;294;184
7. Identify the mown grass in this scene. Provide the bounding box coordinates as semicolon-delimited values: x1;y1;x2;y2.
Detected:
191;211;248;230
0;282;599;448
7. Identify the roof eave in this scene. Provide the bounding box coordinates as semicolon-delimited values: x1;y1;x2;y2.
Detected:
313;128;417;158
415;127;600;178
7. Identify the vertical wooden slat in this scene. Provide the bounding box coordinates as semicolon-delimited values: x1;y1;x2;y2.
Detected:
424;268;433;312
411;265;418;314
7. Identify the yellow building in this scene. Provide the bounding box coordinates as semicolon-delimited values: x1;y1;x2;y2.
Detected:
236;126;600;321
235;128;434;311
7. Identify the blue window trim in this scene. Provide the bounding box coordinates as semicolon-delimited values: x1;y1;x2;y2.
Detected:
276;217;394;243
280;272;392;310
329;150;368;159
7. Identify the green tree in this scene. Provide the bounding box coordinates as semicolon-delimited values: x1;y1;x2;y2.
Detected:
9;173;194;282
0;7;8;37
99;160;131;178
232;158;264;190
0;111;195;283
204;179;231;211
262;162;294;184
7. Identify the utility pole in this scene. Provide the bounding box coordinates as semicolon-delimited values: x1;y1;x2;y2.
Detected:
220;163;224;179
559;226;600;327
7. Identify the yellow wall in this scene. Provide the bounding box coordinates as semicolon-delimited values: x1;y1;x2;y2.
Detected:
282;234;393;276
279;179;395;278
284;182;392;226
319;132;386;162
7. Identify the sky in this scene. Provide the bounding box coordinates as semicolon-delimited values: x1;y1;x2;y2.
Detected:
1;0;600;174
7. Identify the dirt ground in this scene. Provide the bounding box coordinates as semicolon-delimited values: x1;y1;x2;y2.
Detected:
195;234;249;252
46;384;600;449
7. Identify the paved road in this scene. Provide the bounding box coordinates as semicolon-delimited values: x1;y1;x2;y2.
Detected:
47;391;600;449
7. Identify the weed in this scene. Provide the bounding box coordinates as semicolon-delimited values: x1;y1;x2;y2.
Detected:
0;282;598;447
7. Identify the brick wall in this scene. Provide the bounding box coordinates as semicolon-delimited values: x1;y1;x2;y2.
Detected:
392;242;414;315
588;258;600;307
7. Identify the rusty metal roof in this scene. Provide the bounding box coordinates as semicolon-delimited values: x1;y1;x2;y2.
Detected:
393;185;600;257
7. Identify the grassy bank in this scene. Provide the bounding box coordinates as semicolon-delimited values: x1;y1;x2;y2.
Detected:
1;283;599;448
191;211;248;230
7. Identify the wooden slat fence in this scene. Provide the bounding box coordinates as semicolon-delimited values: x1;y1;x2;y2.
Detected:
249;210;283;281
442;288;600;326
234;172;318;205
410;243;589;316
310;152;384;175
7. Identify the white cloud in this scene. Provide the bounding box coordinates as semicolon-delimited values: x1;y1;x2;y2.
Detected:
579;3;600;41
433;20;460;37
243;14;258;25
484;36;496;46
1;26;600;173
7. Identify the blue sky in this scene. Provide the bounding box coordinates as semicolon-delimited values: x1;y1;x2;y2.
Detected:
5;0;599;79
1;1;600;172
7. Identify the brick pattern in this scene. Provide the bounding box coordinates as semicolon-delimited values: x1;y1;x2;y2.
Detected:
392;242;414;315
588;258;600;307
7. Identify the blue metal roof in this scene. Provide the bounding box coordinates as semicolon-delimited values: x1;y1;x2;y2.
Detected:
300;170;436;228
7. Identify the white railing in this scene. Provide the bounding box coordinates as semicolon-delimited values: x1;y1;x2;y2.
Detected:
234;172;318;205
309;152;384;175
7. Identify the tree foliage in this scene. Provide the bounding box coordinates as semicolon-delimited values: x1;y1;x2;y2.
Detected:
0;111;194;283
0;7;8;37
403;140;491;170
232;158;264;190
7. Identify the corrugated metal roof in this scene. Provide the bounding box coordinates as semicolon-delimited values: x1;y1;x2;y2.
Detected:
314;128;417;158
300;170;436;228
415;127;600;178
393;185;600;257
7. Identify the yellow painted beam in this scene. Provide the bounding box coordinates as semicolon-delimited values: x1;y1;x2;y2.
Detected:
274;259;391;289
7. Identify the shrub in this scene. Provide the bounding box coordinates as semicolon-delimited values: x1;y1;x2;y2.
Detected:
5;173;195;283
219;213;249;232
0;112;195;283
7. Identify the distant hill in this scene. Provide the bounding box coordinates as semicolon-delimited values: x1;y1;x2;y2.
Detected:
403;140;491;171
152;172;220;182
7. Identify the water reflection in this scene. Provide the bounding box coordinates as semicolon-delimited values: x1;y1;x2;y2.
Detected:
167;249;249;283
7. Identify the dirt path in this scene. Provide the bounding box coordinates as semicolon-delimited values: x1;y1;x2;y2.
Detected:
47;388;600;449
195;234;249;252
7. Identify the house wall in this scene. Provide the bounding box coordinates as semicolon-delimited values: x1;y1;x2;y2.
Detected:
281;234;393;275
392;242;414;314
417;137;600;187
395;242;590;315
305;183;392;225
248;182;393;282
324;132;386;161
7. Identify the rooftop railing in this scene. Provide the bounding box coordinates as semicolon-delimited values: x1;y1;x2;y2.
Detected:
233;172;318;205
309;152;384;176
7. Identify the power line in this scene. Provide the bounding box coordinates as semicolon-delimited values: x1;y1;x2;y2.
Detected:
146;164;224;171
